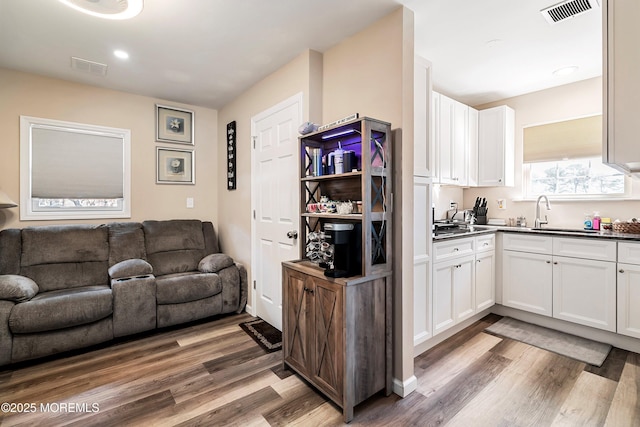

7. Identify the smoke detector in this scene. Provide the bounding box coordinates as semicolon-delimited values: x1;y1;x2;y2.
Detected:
58;0;143;20
541;0;599;24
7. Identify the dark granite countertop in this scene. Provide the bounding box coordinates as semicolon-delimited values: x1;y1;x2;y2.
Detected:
433;224;640;242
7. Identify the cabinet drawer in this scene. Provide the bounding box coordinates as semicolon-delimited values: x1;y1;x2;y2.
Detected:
475;234;495;252
434;237;474;262
553;237;616;262
503;233;552;254
618;242;640;264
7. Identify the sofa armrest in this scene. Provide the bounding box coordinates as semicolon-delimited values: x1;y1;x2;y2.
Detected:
108;259;153;281
111;274;156;337
235;262;248;314
0;275;38;303
198;253;234;273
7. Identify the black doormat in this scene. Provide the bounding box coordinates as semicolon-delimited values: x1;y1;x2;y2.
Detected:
239;318;282;353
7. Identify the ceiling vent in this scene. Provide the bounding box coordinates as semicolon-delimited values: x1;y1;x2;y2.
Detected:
71;57;108;76
541;0;599;24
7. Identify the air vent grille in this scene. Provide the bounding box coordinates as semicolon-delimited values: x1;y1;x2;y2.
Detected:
541;0;599;24
70;57;108;76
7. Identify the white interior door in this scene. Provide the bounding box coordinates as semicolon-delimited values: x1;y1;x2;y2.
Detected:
251;93;302;331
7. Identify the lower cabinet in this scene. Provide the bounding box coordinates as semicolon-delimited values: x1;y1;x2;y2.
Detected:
502;250;553;316
433;254;475;335
432;234;495;336
502;234;617;332
282;261;390;423
618;242;640;339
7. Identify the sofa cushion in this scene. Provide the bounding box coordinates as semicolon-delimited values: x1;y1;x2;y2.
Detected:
21;225;109;266
108;259;153;280
9;286;112;334
0;275;38;303
156;272;222;305
108;222;147;266
198;254;234;273
143;220;207;276
19;225;110;292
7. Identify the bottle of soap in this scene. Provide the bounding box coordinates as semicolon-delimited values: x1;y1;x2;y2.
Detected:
592;212;601;231
584;214;593;230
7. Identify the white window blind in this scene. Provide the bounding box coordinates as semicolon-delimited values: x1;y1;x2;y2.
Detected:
523;115;602;163
31;127;124;199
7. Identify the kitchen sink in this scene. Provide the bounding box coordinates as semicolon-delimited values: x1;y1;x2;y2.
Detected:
532;227;599;234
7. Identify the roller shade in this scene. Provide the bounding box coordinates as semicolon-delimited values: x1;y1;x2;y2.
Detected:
523;115;602;163
31;127;124;199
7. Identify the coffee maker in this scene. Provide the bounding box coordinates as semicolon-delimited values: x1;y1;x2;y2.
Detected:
321;223;362;278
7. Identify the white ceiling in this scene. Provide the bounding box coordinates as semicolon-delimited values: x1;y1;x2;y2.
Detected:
0;0;602;110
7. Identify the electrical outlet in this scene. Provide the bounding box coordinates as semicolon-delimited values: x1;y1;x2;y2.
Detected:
186;197;194;208
450;201;457;209
497;199;506;209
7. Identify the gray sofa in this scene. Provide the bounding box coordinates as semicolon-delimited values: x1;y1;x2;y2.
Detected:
0;219;247;366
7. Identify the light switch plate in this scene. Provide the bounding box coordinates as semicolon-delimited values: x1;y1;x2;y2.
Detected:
186;197;194;208
497;199;506;209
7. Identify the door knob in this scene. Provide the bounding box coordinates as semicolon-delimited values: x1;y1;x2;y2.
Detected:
287;230;298;239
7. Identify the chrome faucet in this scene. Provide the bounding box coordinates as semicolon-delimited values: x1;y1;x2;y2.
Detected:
534;195;551;228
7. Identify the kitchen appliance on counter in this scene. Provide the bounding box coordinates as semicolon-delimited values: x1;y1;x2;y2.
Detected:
321;222;362;278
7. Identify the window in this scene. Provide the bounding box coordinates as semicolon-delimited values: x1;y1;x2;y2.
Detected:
20;116;131;220
522;114;628;199
524;157;626;198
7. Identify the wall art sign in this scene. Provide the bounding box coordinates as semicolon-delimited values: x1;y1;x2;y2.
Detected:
227;121;236;190
156;104;194;145
156;147;195;184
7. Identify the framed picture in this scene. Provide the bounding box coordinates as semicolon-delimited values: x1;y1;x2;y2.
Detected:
156;104;194;144
156;147;195;184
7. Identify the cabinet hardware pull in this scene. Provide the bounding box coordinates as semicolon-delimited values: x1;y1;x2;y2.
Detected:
303;287;315;294
453;248;459;252
483;242;489;246
620;269;625;273
546;260;551;264
553;262;558;265
477;260;481;263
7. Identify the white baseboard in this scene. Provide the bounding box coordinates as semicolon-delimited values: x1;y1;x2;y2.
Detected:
244;304;255;316
392;375;417;397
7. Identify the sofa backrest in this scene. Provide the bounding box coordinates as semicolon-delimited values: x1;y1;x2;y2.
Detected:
19;225;110;292
142;220;219;276
107;222;147;266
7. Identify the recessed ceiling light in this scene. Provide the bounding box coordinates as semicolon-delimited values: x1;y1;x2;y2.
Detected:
485;39;503;48
114;50;129;59
553;66;579;76
58;0;143;20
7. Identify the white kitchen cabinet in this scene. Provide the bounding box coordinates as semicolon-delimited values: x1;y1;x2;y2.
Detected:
552;255;617;332
617;242;640;339
475;250;495;312
603;0;640;174
502;249;553;317
414;56;432;178
477;105;515;187
617;262;640;339
467;106;479;187
432;92;470;186
431;91;440;182
413;176;432;346
433;253;475;335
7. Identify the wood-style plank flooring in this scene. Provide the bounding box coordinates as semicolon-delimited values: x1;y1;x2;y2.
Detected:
0;313;639;426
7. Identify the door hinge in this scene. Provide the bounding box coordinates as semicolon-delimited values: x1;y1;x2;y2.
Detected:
253;210;256;219
252;136;257;149
253;280;256;290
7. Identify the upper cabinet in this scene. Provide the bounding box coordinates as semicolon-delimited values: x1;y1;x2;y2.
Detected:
432;91;474;186
603;0;640;174
414;56;433;178
477;105;515;187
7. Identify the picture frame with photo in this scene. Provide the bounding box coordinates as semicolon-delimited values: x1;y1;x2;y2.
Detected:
156;104;194;144
156;147;195;184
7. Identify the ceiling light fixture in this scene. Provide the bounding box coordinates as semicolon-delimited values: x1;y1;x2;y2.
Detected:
58;0;143;20
553;66;579;76
113;50;129;59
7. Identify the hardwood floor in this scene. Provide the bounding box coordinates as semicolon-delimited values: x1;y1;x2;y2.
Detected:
0;313;639;426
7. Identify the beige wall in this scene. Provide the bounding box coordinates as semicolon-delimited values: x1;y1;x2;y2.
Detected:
464;77;640;228
216;49;323;299
323;6;416;389
0;68;219;229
